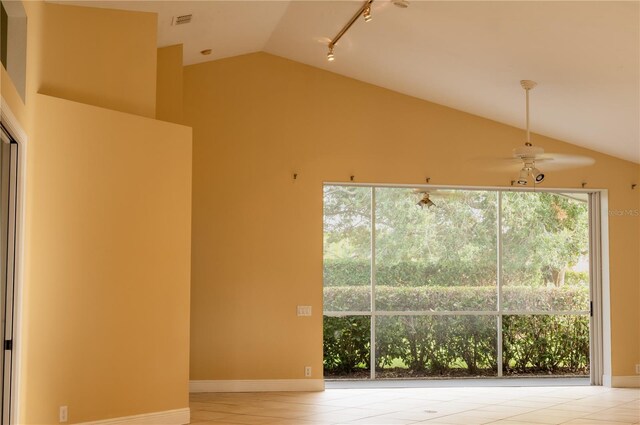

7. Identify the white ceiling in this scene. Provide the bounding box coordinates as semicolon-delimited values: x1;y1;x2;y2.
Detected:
56;1;640;163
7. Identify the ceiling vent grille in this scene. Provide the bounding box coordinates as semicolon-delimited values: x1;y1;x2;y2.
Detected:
172;14;192;25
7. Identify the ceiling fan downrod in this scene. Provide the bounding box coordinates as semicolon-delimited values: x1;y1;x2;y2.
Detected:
521;80;537;146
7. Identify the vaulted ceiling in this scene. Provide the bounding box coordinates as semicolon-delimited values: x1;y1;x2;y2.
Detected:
57;1;640;163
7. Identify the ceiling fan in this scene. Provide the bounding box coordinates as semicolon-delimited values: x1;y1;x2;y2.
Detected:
416;190;436;208
413;189;462;208
508;80;594;186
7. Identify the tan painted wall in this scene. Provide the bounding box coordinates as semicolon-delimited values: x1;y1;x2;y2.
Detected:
3;2;193;423
184;52;640;381
157;44;184;124
36;2;157;118
22;94;192;424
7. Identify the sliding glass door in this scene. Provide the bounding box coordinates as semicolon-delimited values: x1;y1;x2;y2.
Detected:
323;185;592;380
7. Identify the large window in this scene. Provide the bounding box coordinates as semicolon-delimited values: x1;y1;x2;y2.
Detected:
323;185;591;380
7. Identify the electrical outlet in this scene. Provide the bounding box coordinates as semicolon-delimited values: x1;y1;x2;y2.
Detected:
304;366;312;377
59;406;68;423
635;364;640;374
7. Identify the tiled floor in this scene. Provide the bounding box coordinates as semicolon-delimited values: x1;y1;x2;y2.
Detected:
190;385;640;424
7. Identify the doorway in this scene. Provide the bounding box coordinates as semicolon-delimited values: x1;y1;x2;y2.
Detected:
0;119;19;424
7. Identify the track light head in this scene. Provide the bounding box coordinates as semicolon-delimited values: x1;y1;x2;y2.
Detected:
327;47;335;62
363;6;372;22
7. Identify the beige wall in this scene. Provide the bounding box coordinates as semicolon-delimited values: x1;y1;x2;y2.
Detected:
157;44;184;124
3;1;193;423
22;94;192;424
36;2;158;119
184;52;639;381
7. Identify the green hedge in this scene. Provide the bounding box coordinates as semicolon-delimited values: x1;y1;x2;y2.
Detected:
324;285;589;312
324;314;589;376
324;259;588;288
324;259;496;287
323;285;590;376
324;316;370;373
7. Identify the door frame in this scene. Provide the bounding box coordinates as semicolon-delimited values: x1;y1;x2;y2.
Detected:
0;97;26;425
323;182;607;384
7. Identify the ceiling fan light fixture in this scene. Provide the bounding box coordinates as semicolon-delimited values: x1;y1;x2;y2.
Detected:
516;169;528;186
417;193;435;208
531;167;545;183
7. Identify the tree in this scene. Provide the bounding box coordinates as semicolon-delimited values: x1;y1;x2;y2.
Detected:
323;186;588;288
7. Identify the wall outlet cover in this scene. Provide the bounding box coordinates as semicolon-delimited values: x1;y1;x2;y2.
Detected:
59;405;68;423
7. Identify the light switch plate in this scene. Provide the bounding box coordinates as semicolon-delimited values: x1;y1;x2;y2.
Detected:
297;305;312;316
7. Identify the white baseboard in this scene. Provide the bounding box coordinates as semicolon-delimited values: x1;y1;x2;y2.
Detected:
78;408;190;425
608;375;640;388
190;379;325;393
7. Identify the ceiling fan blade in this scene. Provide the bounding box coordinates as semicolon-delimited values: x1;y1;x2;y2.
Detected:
473;157;525;172
533;153;595;170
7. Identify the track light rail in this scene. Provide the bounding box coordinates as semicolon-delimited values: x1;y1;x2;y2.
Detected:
328;0;374;51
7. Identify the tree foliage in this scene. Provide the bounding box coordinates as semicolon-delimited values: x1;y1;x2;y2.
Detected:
323;186;589;288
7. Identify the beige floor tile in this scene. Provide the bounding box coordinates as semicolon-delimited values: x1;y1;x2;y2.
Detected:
582;409;640;423
297;408;385;423
191;410;238;421
213;414;280;425
476;405;538;415
346;416;419;424
189;386;640;425
263;418;334;425
498;411;579;425
372;408;457;422
561;419;635;425
486;421;550;425
415;412;496;424
548;402;607;413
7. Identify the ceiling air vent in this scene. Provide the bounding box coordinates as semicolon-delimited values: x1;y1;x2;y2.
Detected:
172;14;192;26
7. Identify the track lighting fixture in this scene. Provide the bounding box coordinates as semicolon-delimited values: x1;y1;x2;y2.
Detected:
327;47;335;61
326;0;377;61
363;6;372;22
